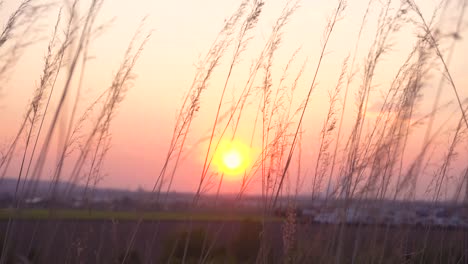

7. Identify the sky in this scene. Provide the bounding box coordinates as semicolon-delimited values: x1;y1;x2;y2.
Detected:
1;0;467;199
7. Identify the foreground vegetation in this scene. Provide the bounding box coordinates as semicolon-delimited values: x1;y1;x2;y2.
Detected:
1;0;467;262
0;209;279;222
1;218;466;263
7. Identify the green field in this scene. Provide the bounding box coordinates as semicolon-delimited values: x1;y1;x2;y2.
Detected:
0;208;280;222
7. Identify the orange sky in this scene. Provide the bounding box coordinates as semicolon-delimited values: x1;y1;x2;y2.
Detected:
1;0;467;199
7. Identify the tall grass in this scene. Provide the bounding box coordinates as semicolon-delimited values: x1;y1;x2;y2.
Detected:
1;0;468;263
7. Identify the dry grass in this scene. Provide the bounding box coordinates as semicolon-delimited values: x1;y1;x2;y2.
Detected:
1;0;468;263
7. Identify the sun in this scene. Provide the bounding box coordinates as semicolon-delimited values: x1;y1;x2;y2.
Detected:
213;140;250;178
223;150;242;170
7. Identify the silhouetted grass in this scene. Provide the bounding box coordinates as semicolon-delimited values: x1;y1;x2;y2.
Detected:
1;0;468;263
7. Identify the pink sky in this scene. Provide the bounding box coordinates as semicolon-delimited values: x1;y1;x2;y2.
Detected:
1;0;467;199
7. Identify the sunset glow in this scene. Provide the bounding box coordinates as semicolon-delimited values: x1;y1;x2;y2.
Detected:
213;141;251;178
0;0;467;197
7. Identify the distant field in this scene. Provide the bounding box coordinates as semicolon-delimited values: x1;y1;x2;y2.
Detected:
0;208;280;221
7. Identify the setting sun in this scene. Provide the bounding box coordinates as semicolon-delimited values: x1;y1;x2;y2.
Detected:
223;150;242;170
213;140;251;178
